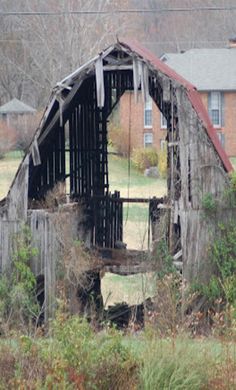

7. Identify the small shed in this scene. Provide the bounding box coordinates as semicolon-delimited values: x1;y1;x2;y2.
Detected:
0;98;36;128
0;39;234;319
0;97;36;117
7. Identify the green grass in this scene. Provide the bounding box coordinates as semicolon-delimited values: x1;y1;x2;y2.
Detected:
123;204;149;222
102;272;156;307
0;151;22;200
109;154;156;187
109;154;166;198
3;150;23;160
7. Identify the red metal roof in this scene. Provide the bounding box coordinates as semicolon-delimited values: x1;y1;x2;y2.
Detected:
120;39;233;173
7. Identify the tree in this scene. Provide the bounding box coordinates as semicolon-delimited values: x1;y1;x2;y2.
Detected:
0;0;133;108
134;0;236;54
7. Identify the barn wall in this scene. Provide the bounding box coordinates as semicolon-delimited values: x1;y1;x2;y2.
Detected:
0;156;29;272
0;218;21;272
7;155;29;221
28;203;90;320
0;202;90;320
176;88;231;283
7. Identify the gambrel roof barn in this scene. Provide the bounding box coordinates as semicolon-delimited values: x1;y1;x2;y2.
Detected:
0;39;233;319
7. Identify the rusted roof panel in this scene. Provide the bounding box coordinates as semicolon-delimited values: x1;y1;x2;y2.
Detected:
187;89;233;173
120;39;196;90
120;39;233;173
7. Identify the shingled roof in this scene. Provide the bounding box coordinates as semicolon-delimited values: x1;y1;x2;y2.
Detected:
0;98;36;114
162;48;236;91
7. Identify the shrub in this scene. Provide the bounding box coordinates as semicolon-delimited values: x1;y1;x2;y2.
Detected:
224;171;236;207
190;220;236;334
0;224;39;333
109;124;130;157
49;316;138;389
229;171;236;189
5;315;137;389
131;147;158;171
202;193;217;214
0;316;235;388
154;239;176;279
210;222;236;306
158;146;167;178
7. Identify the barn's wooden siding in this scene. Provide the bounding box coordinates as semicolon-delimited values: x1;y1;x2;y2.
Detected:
28;204;90;319
176;88;231;283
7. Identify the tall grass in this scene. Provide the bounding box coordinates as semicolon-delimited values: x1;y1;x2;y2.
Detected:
138;331;236;389
0;316;236;389
139;338;210;390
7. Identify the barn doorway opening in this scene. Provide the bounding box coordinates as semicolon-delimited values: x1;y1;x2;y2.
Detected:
107;92;168;251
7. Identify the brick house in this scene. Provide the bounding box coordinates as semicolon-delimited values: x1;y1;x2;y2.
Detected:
118;91;167;152
118;39;236;156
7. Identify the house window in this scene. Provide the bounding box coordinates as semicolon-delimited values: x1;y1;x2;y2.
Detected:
208;92;224;127
161;112;167;129
144;96;152;128
144;133;153;148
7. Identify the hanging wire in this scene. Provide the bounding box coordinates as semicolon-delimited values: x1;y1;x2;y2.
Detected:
1;7;236;16
147;200;151;250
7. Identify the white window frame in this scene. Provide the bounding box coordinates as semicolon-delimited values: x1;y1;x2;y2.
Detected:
144;132;153;148
160;139;167;150
160;112;167;129
144;96;152;128
209;91;222;128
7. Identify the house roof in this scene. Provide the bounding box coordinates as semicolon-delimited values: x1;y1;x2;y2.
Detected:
0;98;36;114
162;48;236;91
121;39;232;172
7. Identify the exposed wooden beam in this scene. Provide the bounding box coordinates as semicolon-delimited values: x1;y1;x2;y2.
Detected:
103;65;133;71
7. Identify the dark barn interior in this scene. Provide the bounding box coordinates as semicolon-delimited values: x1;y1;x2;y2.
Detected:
27;48;175;251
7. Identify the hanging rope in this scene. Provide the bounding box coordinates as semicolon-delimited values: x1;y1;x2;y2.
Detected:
147;200;151;250
124;91;132;225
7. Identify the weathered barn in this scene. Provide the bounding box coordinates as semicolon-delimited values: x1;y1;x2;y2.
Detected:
0;39;233;319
